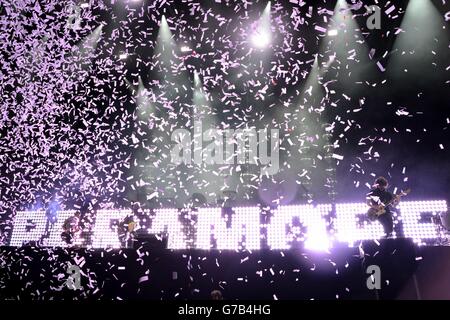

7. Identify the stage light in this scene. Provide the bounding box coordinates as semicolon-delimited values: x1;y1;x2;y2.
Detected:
327;29;338;37
119;53;128;60
180;46;191;52
319;0;373;88
192;208;220;250
400;200;447;245
8;202;446;249
234;207;261;249
161;15;168;29
47;211;81;247
388;0;448;82
251;31;271;48
91;209;131;248
193;70;201;88
147;209;186;249
10;211;47;247
251;1;271;49
335;202;387;247
196;207;261;250
303;205;333;252
267;204;331;250
156;15;174;52
46;198;60;224
304;229;331;252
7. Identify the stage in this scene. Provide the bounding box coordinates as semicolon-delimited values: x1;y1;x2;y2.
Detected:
1;0;449;304
1;239;449;300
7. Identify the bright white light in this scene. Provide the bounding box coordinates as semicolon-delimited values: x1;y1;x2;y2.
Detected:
10;211;47;246
328;29;338;36
267;204;331;251
180;46;191;52
92;210;131;248
305;222;332;252
80;3;89;8
161;15;168;27
8;201;447;249
251;1;271;49
400;200;447;245
119;53;128;60
335;203;386;246
251;31;271;48
148;209;186;249
197;207;261;250
196;208;221;249
47;211;82;247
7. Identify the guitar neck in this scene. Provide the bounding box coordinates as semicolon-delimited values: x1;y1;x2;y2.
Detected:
387;192;407;206
387;196;399;206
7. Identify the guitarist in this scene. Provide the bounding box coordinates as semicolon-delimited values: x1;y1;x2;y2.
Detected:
366;177;398;238
61;211;82;246
118;214;137;248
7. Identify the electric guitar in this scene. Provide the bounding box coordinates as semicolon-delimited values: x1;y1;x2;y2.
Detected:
128;221;136;232
61;219;82;244
367;188;411;221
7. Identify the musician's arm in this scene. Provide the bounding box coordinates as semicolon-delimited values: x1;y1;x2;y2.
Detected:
391;194;401;207
366;195;381;209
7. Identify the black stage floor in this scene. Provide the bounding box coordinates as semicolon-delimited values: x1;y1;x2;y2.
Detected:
1;239;449;300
